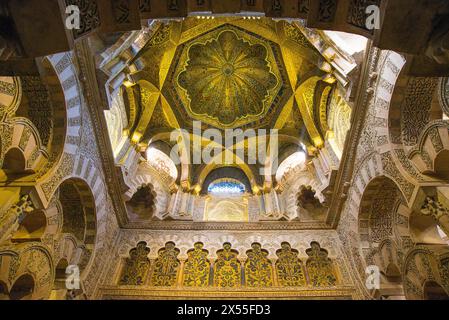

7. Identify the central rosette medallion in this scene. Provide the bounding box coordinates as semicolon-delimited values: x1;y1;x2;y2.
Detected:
176;29;280;128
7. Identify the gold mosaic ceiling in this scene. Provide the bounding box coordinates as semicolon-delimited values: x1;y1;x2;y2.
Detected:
125;17;332;148
176;28;280;128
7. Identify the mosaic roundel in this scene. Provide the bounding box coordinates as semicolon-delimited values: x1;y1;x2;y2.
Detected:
168;24;286;129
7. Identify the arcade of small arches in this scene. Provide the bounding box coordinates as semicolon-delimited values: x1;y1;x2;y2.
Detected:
0;0;449;300
117;241;338;289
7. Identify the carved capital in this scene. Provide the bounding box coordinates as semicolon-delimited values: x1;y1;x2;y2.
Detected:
0;195;34;243
421;197;449;221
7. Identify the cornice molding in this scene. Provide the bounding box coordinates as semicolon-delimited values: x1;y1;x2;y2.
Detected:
98;285;355;300
326;42;380;228
74;40;130;227
123;220;331;231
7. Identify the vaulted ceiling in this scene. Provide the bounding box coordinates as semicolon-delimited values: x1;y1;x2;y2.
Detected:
111;17;352;192
123;18;335;146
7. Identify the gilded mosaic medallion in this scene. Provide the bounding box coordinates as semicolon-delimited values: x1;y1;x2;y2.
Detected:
170;25;284;129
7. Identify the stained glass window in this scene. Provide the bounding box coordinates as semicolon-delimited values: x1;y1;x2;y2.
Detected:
207;178;245;195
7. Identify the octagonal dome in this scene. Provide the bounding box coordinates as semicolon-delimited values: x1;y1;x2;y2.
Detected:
163;23;291;129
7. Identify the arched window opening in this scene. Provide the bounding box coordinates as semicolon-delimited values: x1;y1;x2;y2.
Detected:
207;178;246;195
275;151;306;182
201;167;252;196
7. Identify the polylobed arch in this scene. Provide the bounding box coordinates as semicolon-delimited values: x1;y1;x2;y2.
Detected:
125;183;157;221
403;245;449;300
201;166;253;196
0;119;47;181
11;57;68;178
123;161;171;220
